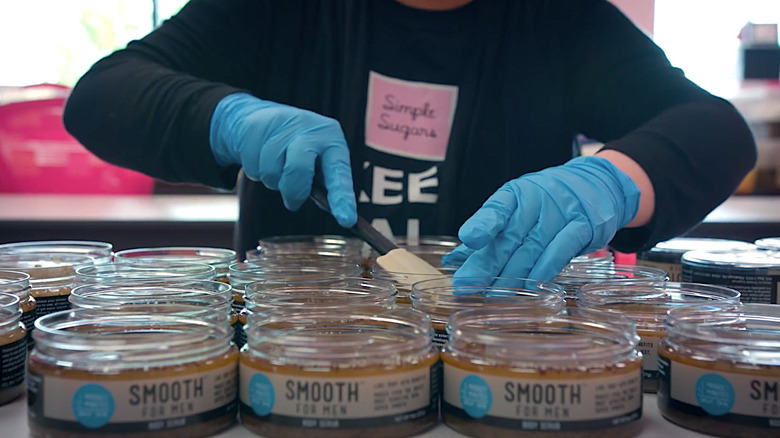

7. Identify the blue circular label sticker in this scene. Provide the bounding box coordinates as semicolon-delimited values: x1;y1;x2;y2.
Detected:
249;373;275;416
695;373;734;416
460;375;492;419
72;384;115;429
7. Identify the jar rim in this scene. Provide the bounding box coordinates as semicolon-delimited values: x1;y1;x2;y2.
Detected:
0;253;95;282
411;276;565;317
33;309;232;366
578;280;741;318
664;303;780;358
446;307;639;364
69;281;233;309
76;261;217;283
554;263;669;283
244;276;396;303
0;270;31;296
114;246;236;266
245;307;434;362
228;261;363;284
0;240;113;257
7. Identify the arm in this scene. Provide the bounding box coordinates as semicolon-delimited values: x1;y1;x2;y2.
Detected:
63;0;267;189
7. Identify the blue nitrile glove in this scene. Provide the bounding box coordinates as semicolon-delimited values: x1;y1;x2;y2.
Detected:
210;93;357;227
442;155;640;282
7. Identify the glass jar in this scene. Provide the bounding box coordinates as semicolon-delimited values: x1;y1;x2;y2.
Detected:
658;303;780;437
0;292;26;405
240;307;440;437
69;281;234;330
75;262;217;285
578;280;742;393
244;277;397;314
257;234;365;259
364;235;461;271
0;240;114;264
28;309;238;438
636;237;755;281
553;263;669;307
411;276;565;347
566;247;615;267
442;307;643;438
0;253;95;318
0;270;35;347
755;237;780;251
113;247;236;283
370;266;455;307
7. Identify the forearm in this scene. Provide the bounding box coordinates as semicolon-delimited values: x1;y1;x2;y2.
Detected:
596;149;654;228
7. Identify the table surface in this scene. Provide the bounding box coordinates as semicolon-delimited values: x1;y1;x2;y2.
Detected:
0;194;777;224
0;393;714;438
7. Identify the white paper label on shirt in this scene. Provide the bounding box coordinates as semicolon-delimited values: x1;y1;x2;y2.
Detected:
365;71;458;162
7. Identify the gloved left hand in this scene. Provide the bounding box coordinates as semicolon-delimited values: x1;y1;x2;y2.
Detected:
441;155;640;281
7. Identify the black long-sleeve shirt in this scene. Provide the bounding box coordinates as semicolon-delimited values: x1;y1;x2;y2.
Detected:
63;0;756;258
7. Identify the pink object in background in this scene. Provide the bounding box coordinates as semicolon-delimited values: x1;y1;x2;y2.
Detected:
0;85;154;195
613;250;637;265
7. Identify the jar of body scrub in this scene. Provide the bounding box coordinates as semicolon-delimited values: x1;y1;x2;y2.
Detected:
240;307;440;438
28;309;238;438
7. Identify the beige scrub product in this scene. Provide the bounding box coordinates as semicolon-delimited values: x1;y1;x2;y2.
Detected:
636;237;755;282
0;270;35;348
0;253;95;318
657;303;780;437
553;263;669;307
442;307;644;438
240;308;440;438
28;309;238;438
0;292;26;405
578;280;741;393
113;247;237;284
411;276;565;347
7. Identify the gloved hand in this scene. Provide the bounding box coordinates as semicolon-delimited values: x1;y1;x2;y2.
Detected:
441;155;640;282
209;92;357;227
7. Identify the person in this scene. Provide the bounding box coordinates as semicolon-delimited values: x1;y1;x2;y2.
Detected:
63;0;756;281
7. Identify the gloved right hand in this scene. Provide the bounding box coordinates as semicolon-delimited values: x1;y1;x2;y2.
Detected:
209;92;357;227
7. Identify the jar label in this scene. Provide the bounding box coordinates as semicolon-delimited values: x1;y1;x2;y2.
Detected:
27;361;237;432
681;265;779;304
432;326;448;348
0;337;26;390
638;335;662;382
659;354;780;427
21;308;36;348
442;363;642;430
239;361;440;428
33;294;71;317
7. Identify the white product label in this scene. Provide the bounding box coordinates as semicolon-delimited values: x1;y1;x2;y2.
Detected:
239;361;437;428
637;335;663;381
667;359;780;422
30;362;237;432
443;363;642;431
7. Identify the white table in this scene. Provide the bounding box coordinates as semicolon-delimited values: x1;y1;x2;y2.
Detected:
0;393;712;438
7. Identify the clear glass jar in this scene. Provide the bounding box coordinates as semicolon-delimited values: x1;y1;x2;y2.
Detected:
75;262;217;285
658;303;780;438
69;280;234;329
369;266;455;307
553;263;669;307
244;277;397;314
636;237;755;281
257;234;365;259
0;270;35;348
113;247;236;283
0;253;95;318
0;292;26;405
411;276;565;347
28;309;238;438
755;237;780;251
228;260;364;308
442;307;643;438
240;307;440;438
364;235;461;271
578;280;742;393
0;240;114;264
